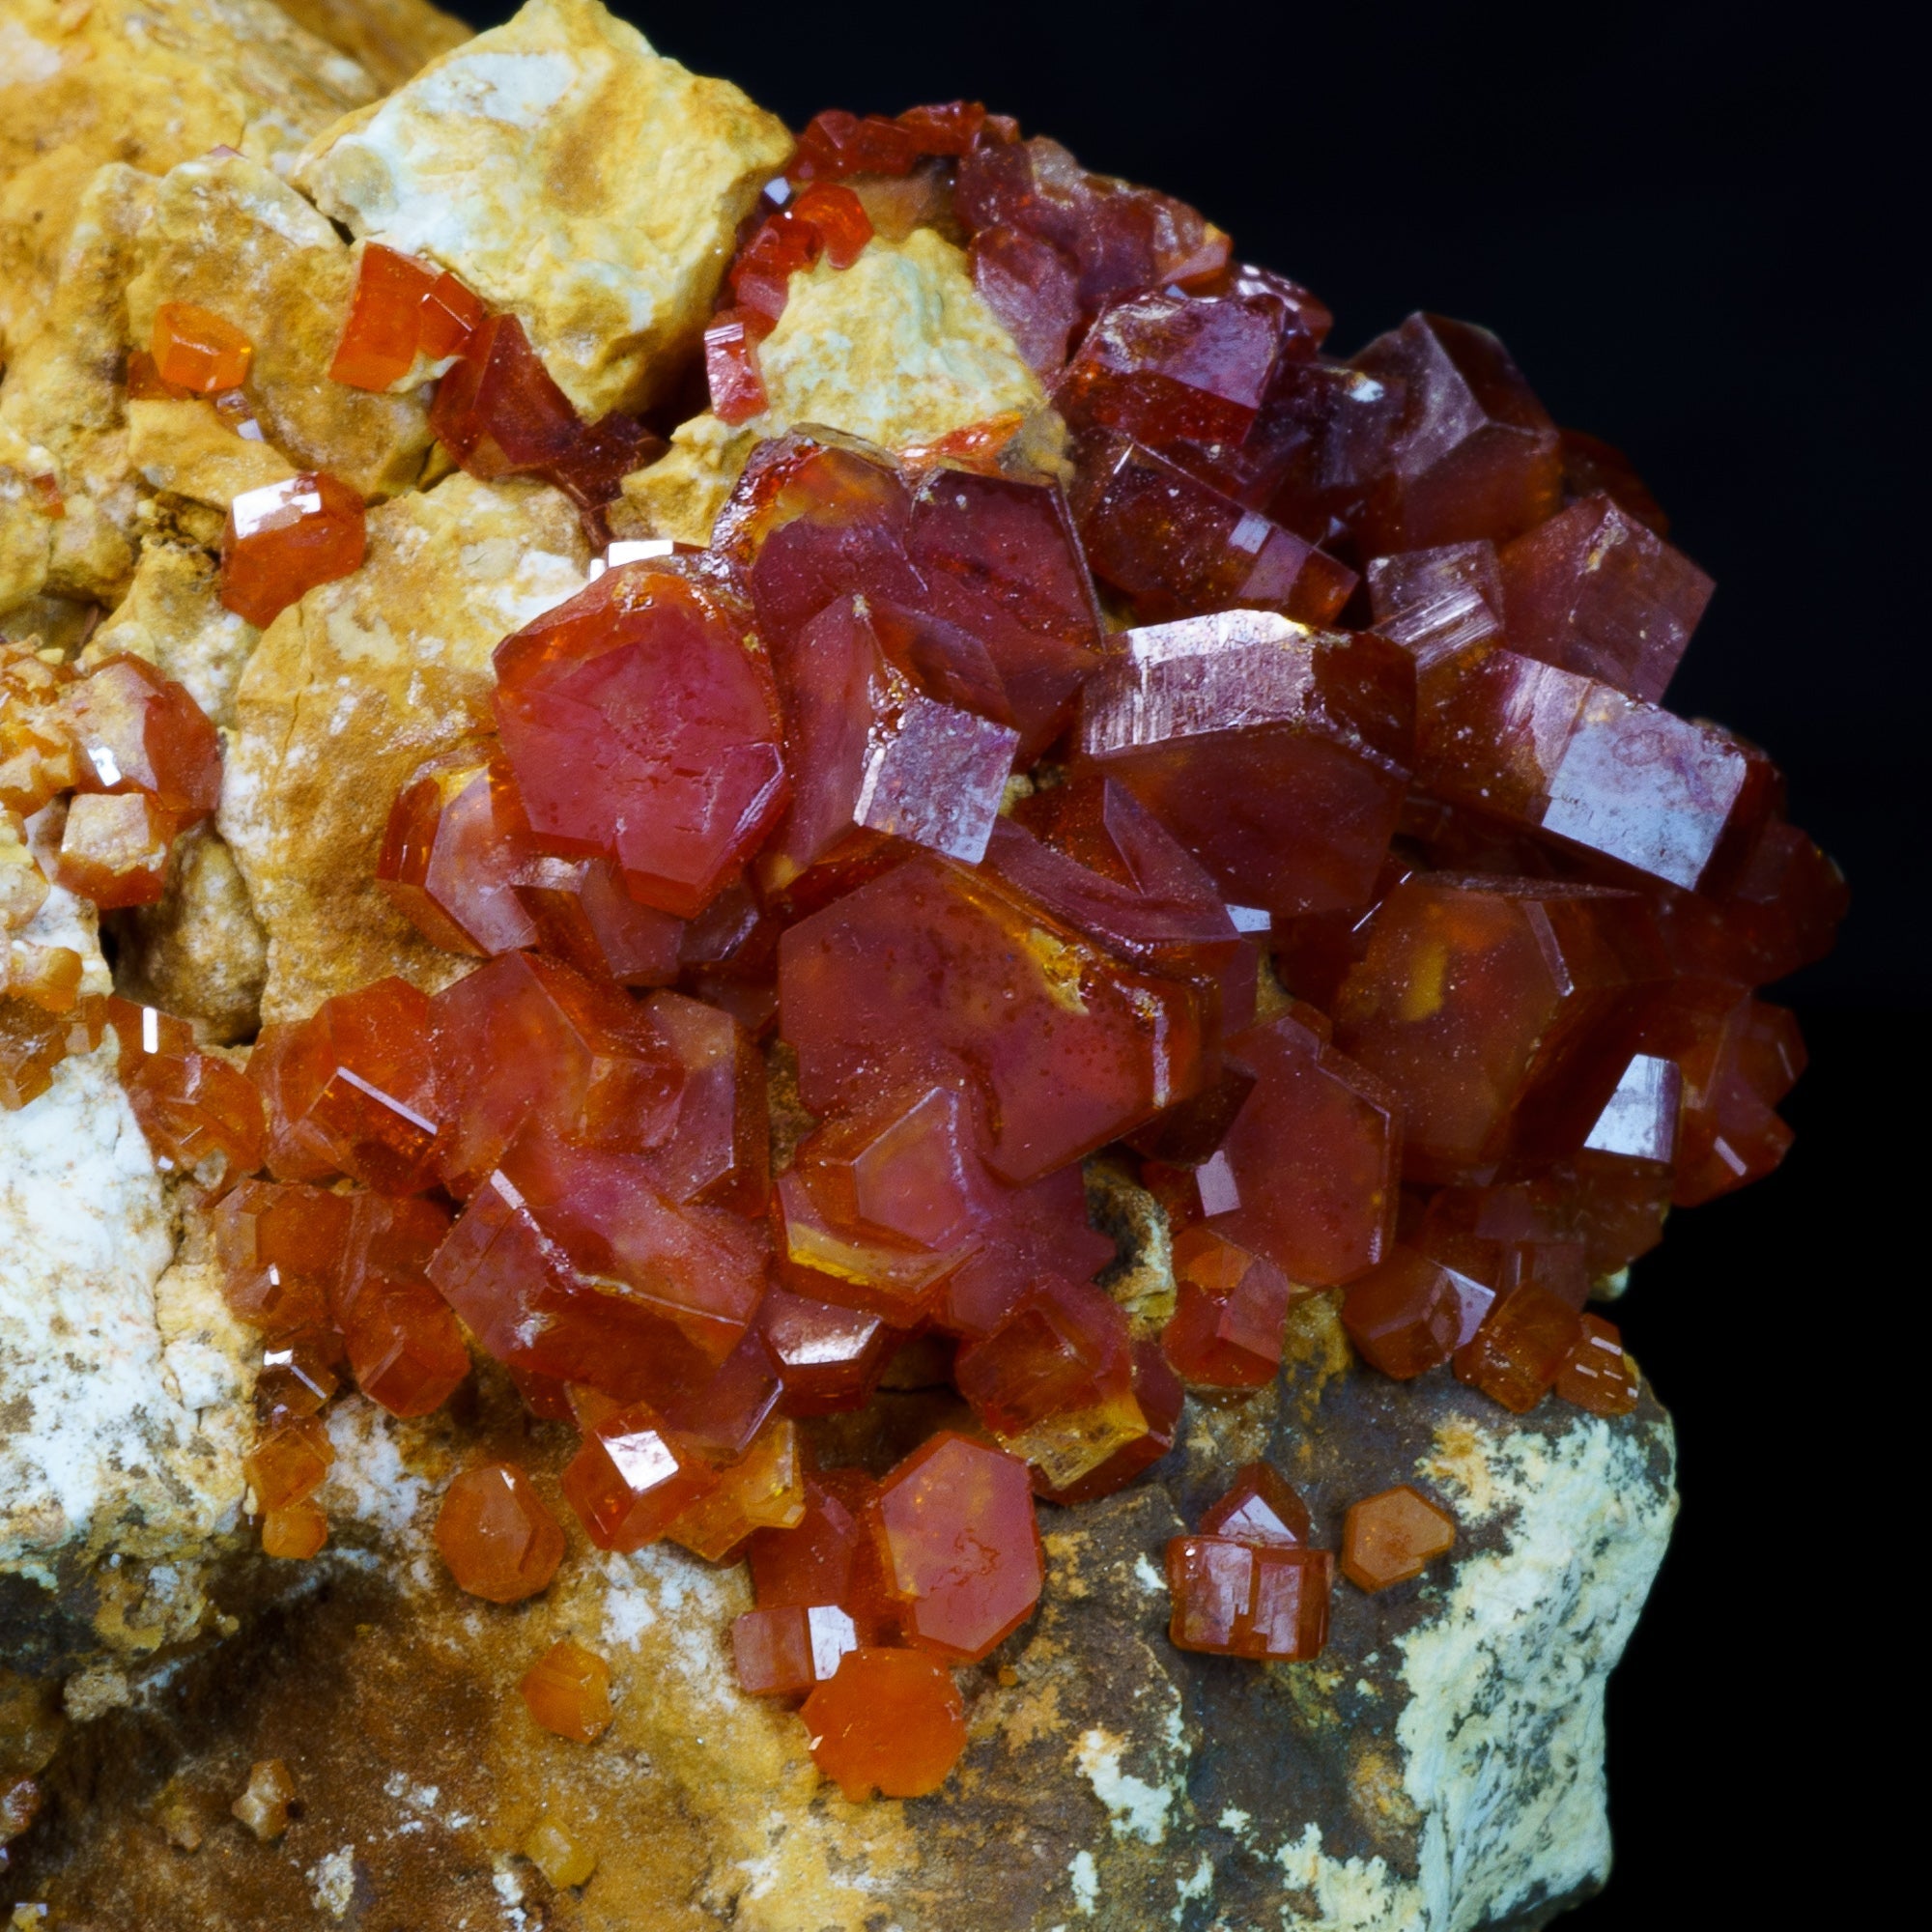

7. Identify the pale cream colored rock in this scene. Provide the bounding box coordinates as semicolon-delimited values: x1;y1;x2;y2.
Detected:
0;0;376;362
0;1033;246;1613
114;822;270;1045
0;161;156;582
0;457;54;617
295;0;793;420
220;471;592;1022
83;537;260;732
271;0;469;93
124;400;298;511
624;229;1047;545
126;153;433;501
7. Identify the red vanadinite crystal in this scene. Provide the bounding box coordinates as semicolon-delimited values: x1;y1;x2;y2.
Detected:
874;1432;1042;1662
152;301;253;393
331;243;483;390
250;977;441;1193
130;84;1839;1740
436;1462;566;1602
560;1400;716;1552
801;1647;968;1800
493;564;788;919
1077;611;1412;919
221;473;367;628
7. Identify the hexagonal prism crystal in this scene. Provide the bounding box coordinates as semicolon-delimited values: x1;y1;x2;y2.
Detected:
493;563;788;919
780;851;1211;1185
435;1463;566;1603
1199;1463;1312;1548
559;1401;716;1553
1340;1486;1456;1591
1349;312;1561;553
1340;1243;1495;1379
250;977;442;1194
1497;493;1713;702
731;1603;860;1696
1076;610;1412;919
1331;875;1654;1184
1165;1536;1331;1661
1554;1312;1641;1415
377;753;540;959
520;1639;612;1743
1160;1226;1299;1389
1067;430;1358;628
221;473;367;629
954;1274;1147;1490
1416;648;1775;891
1452;1283;1583;1413
666;1417;806;1562
801;1648;967;1800
874;1432;1043;1662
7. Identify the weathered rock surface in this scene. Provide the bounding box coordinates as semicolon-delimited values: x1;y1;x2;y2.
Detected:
9;1297;1672;1929
270;0;469;94
0;0;377;364
295;0;793;420
125;153;435;501
0;901;252;1686
626;227;1050;545
219;471;591;1021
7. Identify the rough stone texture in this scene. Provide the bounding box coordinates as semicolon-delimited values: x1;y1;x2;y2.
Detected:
295;0;794;420
0;902;252;1684
123;401;298;512
124;153;434;501
0;160;154;614
0;0;376;366
82;536;261;733
220;471;591;1022
270;0;469;94
624;228;1049;545
111;823;270;1045
9;1305;1671;1928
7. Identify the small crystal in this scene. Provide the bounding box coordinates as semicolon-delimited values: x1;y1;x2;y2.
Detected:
801;1648;967;1800
520;1639;612;1743
1340;1486;1456;1591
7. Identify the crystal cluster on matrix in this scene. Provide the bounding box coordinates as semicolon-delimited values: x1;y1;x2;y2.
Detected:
2;86;1844;1811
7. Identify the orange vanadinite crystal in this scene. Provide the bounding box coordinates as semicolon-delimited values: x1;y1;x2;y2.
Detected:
1200;1463;1312;1547
520;1639;612;1743
65;654;222;819
53;793;177;908
1340;1244;1495;1379
800;1648;967;1801
1037;1340;1184;1506
874;1432;1042;1662
780;851;1209;1185
1161;1226;1299;1389
747;1468;900;1643
1340;1486;1456;1591
330;243;482;391
559;1402;716;1552
1195;1009;1399;1288
257;1334;340;1425
119;1043;267;1178
243;1415;333;1510
637;990;769;1214
731;1602;860;1696
492;563;789;920
151;301;253;393
1453;1284;1583;1413
221;473;367;628
213;1179;353;1332
335;1194;469;1417
1165;1537;1332;1661
377;753;540;958
426;950;682;1196
1074;611;1410;919
435;1463;566;1603
755;1287;896;1415
667;1418;805;1561
260;1500;329;1559
1331;876;1650;1184
1554;1313;1640;1415
250;977;441;1193
954;1274;1146;1490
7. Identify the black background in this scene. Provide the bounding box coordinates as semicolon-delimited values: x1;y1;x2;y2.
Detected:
474;3;1912;1920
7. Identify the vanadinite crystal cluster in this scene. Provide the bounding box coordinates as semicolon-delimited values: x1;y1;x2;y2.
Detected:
0;80;1843;1815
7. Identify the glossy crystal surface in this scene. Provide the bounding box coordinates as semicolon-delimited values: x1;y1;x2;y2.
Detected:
1340;1486;1456;1590
435;1462;566;1603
